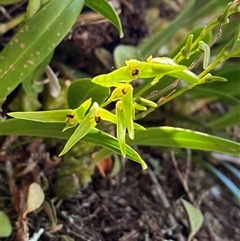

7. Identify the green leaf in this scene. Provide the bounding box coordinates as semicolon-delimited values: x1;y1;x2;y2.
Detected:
208;105;240;129
188;86;240;106
113;45;143;68
138;0;196;59
85;0;123;38
0;119;147;169
128;127;240;156
0;211;12;238
0;0;84;102
43;201;57;227
1;119;146;168
51;62;91;80
92;58;199;87
187;0;230;23
181;199;204;241
8;109;72;123
67;78;110;109
22;52;53;95
8;86;42;111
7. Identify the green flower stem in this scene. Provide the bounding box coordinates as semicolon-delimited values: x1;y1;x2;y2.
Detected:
198;22;240;79
174;19;218;63
135;84;195;119
100;99;112;108
133;75;163;98
198;60;221;79
174;2;239;63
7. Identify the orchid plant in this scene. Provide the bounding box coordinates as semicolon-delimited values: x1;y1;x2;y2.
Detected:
8;55;200;167
2;1;240;170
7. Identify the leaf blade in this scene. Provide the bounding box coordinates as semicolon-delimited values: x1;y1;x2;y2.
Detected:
128;127;240;156
8;109;72;123
0;0;84;101
208;105;240;129
0;211;12;238
85;0;123;37
0;119;147;169
181;199;204;241
67;78;109;109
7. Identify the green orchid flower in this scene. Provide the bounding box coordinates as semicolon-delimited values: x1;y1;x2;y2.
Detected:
59;102;100;156
91;55;199;87
62;98;92;131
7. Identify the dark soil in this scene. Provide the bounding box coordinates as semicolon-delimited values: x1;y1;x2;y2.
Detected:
0;1;239;241
1;137;239;241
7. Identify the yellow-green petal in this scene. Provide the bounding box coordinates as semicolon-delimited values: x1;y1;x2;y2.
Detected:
122;85;134;139
59;113;97;156
74;98;92;122
116;101;127;157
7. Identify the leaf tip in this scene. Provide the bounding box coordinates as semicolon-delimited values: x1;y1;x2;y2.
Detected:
141;162;148;170
7;112;13;117
58;150;65;157
119;31;124;38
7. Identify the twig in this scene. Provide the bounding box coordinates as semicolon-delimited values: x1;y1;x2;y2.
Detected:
146;82;179;100
147;168;185;241
68;230;91;241
6;0;28;15
205;213;218;241
101;204;116;221
81;206;102;222
0;6;12;20
185;149;191;180
170;150;195;205
197;190;210;208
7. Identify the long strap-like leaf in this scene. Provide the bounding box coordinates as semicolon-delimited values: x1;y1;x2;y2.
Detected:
0;0;84;101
